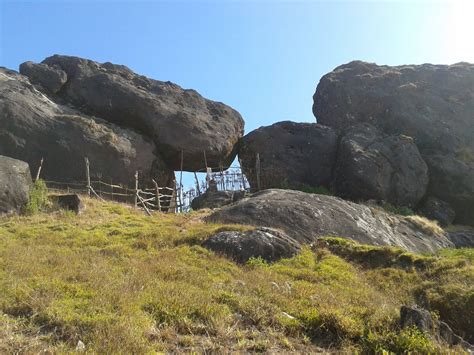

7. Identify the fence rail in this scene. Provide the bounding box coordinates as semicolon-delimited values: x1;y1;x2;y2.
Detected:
34;151;268;214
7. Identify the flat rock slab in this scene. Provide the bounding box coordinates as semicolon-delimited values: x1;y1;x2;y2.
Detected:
207;189;453;254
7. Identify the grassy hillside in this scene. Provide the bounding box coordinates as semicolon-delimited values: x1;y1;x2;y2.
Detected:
0;197;472;353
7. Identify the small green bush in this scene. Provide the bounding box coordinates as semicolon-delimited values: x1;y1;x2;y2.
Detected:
23;179;51;215
298;185;333;195
382;202;414;216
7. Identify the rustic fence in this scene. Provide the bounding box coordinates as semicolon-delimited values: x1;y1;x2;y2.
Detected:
34;150;285;214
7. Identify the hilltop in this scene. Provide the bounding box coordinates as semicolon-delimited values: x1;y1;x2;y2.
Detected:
0;196;473;353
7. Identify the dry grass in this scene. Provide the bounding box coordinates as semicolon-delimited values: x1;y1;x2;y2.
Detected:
405;215;445;236
0;196;472;353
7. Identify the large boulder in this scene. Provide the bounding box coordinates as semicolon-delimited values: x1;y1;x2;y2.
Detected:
206;189;453;254
191;190;245;210
202;227;300;263
20;55;244;171
400;306;474;351
0;155;32;215
313;61;474;225
334;123;428;207
419;196;456;227
0;67;173;187
238;121;338;191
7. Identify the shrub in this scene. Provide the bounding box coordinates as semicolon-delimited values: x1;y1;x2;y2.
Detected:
382;202;414;216
23;179;51;215
298;185;333;195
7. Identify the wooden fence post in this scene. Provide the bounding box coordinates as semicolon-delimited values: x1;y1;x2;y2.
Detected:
35;157;44;182
134;171;139;209
238;158;246;190
152;179;161;212
169;180;177;213
110;178;114;201
203;150;208;170
85;157;91;197
179;150;184;213
255;153;261;191
194;172;201;195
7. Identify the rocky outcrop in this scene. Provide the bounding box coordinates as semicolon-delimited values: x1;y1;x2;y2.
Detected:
207;189;453;254
238;121;338;191
419;197;456;227
446;229;474;248
50;194;84;214
0;155;31;215
0;67;173;187
400;306;474;352
191;190;245;210
313;61;474;225
20;55;244;171
202;227;300;263
334;123;428;207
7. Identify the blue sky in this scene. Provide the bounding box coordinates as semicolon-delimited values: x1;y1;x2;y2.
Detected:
1;0;473;187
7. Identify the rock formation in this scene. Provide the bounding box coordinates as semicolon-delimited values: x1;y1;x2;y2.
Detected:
203;227;300;263
400;306;474;351
0;67;173;187
207;189;453;254
334;123;428;207
20;55;245;171
419;196;456;227
238;121;337;190
0;155;31;215
313;61;474;225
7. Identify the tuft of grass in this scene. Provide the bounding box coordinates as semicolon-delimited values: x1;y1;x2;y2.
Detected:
405;215;444;236
297;185;333;196
22;179;51;215
0;196;472;352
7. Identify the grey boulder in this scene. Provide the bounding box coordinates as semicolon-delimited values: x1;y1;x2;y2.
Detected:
191;190;245;210
0;67;174;188
313;61;474;225
20;55;244;171
207;189;453;254
419;196;456;227
238;121;338;191
50;194;84;214
400;306;474;352
0;155;32;215
334;123;428;207
202;227;300;263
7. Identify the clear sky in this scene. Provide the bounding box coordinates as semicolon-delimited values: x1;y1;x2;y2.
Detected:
1;0;473;187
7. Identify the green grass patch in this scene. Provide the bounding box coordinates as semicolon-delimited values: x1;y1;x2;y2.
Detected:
0;197;472;352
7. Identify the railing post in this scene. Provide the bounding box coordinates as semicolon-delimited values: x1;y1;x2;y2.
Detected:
134;171;139;209
255;153;261;191
152;179;161;212
85;157;91;197
35;157;44;182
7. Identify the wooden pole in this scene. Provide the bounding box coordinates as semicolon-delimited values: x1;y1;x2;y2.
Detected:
110;178;114;201
194;172;201;195
238;158;246;190
85;157;91;197
35;157;44;181
134;171;139;209
169;180;177;213
203;150;208;170
256;153;261;191
179;150;184;213
152;179;161;212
